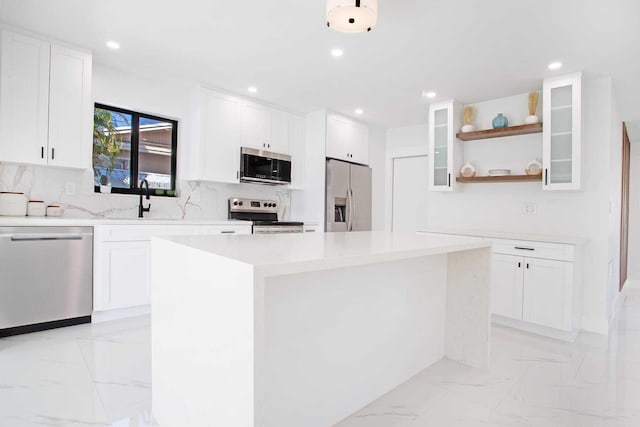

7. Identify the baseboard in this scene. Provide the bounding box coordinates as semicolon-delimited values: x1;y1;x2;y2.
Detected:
492;315;579;342
92;305;150;323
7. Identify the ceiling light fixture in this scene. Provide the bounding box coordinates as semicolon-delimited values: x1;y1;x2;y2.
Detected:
331;48;344;58
247;86;258;94
548;61;563;71
422;91;437;99
106;40;120;50
327;0;378;33
355;108;364;115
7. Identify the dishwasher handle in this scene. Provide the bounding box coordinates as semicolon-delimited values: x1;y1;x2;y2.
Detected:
10;234;84;242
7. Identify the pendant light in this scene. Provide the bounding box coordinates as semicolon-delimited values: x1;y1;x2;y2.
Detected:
326;0;378;33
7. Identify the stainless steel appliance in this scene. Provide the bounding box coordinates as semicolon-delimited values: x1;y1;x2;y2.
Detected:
240;147;292;185
228;198;303;234
326;159;372;232
0;226;93;337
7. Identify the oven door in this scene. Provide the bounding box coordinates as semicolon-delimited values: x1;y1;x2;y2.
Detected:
240;147;291;185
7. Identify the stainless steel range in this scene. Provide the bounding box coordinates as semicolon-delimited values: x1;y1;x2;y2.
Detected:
228;198;303;234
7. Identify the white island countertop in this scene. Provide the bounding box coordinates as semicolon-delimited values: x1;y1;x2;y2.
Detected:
159;231;490;276
419;226;588;245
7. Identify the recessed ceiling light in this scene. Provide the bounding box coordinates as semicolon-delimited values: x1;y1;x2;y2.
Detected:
106;40;120;50
247;86;258;93
331;48;344;58
355;108;364;115
422;91;437;99
548;61;563;71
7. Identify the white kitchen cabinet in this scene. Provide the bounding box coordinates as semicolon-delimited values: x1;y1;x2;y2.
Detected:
428;100;461;191
543;72;582;191
93;223;252;315
241;101;292;154
326;113;369;165
267;107;292;154
0;30;91;169
490;238;577;336
289;114;306;189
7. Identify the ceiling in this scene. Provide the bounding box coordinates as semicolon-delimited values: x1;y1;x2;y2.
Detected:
1;0;639;141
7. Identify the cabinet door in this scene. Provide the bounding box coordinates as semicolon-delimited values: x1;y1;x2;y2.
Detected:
326;114;369;164
268;108;291;154
522;258;571;330
202;91;241;183
102;241;151;310
543;73;582;191
48;44;92;169
349;122;369;165
490;254;524;319
0;31;50;165
241;101;269;150
429;103;453;191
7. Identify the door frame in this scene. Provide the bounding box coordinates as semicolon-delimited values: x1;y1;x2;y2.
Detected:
620;122;631;291
385;146;429;231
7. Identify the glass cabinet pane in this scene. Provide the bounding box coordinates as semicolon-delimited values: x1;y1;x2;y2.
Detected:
433;108;448;186
549;85;573;184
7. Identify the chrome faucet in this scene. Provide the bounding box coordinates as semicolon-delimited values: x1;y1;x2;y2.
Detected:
138;179;151;218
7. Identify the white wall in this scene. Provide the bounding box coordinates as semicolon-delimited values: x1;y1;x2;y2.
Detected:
0;64;295;220
382;78;622;334
369;126;386;231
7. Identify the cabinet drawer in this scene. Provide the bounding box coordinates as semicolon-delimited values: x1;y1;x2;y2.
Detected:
201;225;252;235
99;225;203;242
490;238;574;262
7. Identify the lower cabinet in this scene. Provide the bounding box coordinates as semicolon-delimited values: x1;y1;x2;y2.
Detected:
490;238;578;334
93;224;251;313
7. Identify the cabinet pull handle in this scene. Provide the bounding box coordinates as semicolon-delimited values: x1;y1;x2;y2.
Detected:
448;173;451;187
41;146;45;159
237;170;239;179
518;262;521;268
51;148;55;160
526;263;530;269
544;168;548;186
514;246;535;251
220;230;236;234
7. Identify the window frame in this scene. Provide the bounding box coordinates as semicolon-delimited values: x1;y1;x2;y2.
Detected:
93;103;178;197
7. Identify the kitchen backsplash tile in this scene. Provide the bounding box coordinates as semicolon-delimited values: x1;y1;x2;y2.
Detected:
0;163;292;220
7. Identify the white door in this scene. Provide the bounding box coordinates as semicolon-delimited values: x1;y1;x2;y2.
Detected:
522;258;569;330
0;31;50;165
490;254;524;319
202;91;241;183
392;156;428;232
48;44;92;169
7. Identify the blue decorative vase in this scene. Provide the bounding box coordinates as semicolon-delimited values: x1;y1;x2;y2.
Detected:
492;113;508;129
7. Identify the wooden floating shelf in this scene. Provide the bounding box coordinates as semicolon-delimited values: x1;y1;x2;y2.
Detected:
457;174;542;183
456;123;543;141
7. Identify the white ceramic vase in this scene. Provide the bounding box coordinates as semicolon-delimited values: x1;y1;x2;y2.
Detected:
461;124;476;133
524;115;540;124
100;184;112;194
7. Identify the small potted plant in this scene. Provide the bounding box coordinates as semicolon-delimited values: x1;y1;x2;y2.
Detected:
93;108;124;193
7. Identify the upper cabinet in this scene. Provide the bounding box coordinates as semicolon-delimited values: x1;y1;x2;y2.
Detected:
184;86;304;185
326;113;369;165
429;100;461;191
0;30;92;169
543;72;582;191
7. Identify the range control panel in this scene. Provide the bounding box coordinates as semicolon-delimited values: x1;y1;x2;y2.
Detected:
228;198;278;213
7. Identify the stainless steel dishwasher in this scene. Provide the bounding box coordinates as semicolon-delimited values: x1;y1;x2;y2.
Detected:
0;226;93;337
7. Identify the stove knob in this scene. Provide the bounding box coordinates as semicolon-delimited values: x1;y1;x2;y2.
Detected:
272;203;277;208
263;202;268;207
233;200;239;206
239;201;244;206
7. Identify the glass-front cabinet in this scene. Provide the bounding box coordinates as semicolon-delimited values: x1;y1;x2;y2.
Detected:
429;100;461;191
543;73;582;191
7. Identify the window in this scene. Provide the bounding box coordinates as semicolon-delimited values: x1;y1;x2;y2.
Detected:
93;103;178;196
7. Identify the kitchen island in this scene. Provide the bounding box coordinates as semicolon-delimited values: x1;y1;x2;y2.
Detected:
150;232;491;427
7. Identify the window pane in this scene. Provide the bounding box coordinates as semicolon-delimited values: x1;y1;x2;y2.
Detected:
93;107;132;189
137;117;174;190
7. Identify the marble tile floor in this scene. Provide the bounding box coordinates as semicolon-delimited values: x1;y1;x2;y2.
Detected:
2;289;640;426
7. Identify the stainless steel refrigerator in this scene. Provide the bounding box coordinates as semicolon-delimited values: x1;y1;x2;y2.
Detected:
326;159;372;232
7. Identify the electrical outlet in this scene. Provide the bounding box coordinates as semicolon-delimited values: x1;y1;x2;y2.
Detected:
522;202;537;215
190;191;201;202
65;182;76;195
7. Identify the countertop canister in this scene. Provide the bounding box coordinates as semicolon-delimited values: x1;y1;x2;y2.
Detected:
0;192;28;216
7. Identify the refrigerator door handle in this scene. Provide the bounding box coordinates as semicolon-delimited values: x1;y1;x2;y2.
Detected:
346;189;352;231
350;189;354;231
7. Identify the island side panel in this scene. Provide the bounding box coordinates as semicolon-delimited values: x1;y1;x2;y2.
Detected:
151;238;256;427
445;247;491;369
259;255;448;427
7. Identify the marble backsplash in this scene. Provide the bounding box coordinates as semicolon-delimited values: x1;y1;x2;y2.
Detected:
0;163;292;220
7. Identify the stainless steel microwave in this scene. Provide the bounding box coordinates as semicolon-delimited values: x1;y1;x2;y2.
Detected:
239;147;292;185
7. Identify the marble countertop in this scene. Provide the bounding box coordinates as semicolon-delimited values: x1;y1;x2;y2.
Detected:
0;217;252;227
418;227;587;245
157;231;490;275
